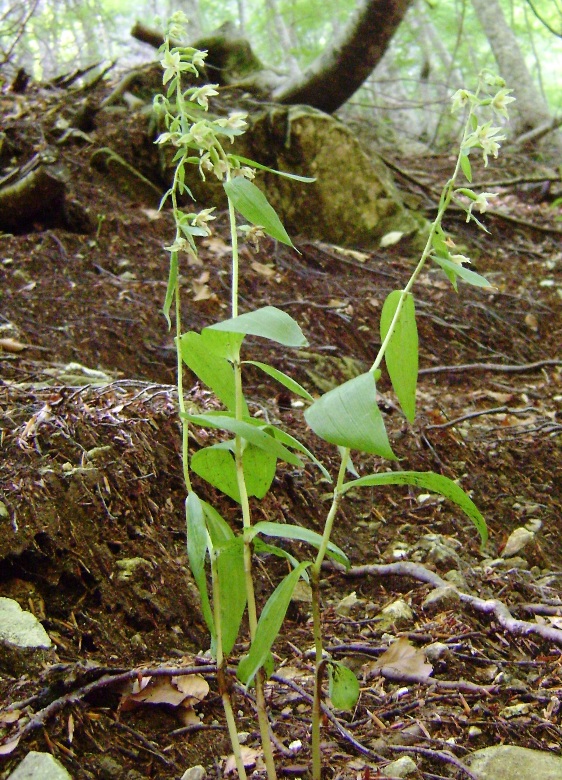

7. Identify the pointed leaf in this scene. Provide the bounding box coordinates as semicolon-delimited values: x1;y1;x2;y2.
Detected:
207;306;308;347
460;154;472;182
244;360;314;402
269;427;331;481
163;250;178;329
433;256;492;289
252;537;305;580
380;291;418;423
192;447;240;502
250;521;350;569
242;443;277;498
192;442;276;502
224;176;294;247
185;492;215;640
230;155;315;182
201;501;234;546
216;537;247;655
328;661;360;710
305;373;397;459
180;331;246;414
342;470;487;545
183;412;302;466
237;561;310;686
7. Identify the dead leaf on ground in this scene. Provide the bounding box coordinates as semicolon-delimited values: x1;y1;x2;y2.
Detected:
251;260;276;278
364;637;433;680
202;236;231;257
192;271;214;301
224;746;262;775
0;736;20;755
120;674;209;711
0;337;27;352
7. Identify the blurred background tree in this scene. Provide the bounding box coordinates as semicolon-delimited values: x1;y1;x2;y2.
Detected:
1;0;560;151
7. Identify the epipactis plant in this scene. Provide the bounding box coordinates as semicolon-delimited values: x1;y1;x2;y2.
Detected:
156;16;512;777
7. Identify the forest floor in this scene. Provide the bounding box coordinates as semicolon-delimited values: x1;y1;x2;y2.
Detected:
1;76;562;780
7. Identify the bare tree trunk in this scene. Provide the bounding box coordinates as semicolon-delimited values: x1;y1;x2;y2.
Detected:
264;0;301;78
272;0;414;114
471;0;562;154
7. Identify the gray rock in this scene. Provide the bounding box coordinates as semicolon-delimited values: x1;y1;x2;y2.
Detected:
375;599;413;630
0;598;55;676
98;756;124;778
7;751;72;779
382;756;417;777
181;767;207;780
502;527;535;557
466;745;562;780
422;586;460;613
0;598;51;648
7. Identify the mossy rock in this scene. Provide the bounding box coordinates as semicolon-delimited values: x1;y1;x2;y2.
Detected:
161;104;424;247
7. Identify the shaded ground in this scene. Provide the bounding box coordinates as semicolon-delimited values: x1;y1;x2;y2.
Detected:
1;75;562;779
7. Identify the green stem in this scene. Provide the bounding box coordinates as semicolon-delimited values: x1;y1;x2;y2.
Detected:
175;287;192;492
226;189;278;780
310;451;349;780
211;542;248;780
370;105;477;376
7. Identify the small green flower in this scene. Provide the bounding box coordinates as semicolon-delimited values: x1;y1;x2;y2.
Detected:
190;85;219;109
161;49;180;84
464;122;506;166
451;89;474;114
491;89;516;120
191;208;216;230
466;192;497;221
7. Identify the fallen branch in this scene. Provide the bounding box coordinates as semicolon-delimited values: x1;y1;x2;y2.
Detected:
425;404;540;431
333;561;562;647
419;359;562;376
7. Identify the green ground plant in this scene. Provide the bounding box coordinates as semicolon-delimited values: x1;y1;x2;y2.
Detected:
156;13;513;778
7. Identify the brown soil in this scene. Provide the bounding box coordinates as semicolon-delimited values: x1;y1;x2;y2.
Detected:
1;75;561;780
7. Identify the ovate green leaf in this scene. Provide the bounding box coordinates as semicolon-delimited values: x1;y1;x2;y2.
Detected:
328;661;360;710
460;154;472;182
380;291;418;423
304;373;397;459
207;306;308;347
179;331;246;414
223;176;294;247
192;443;277;502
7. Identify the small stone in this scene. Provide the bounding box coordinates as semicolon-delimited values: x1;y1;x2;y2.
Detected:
502;527;534;558
382;756;417;777
98;757;124;779
0;598;55;676
116;557;152;580
499;702;531;719
443;569;467;589
375;599;413;630
466;744;562;780
424;641;449;662
180;766;206;780
468;726;482;739
7;751;72;779
422;586;460;613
